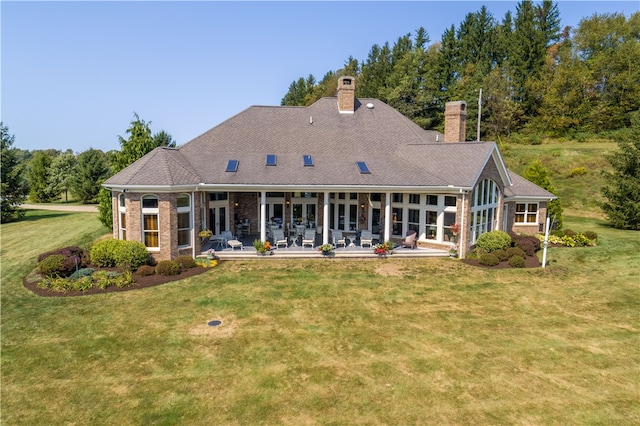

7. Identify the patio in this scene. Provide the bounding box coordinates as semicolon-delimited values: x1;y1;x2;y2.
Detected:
201;233;449;260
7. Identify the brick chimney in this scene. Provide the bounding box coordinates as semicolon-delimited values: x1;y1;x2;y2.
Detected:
444;101;467;142
337;76;355;114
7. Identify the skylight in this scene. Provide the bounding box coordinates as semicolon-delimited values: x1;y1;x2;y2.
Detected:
356;161;371;174
303;155;314;167
266;154;277;166
225;159;239;172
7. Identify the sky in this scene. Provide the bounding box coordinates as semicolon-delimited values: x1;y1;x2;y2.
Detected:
2;1;638;154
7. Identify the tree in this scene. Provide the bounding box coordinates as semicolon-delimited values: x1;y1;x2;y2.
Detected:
523;158;563;229
152;130;176;148
49;150;77;203
1;123;26;222
601;111;640;230
27;151;58;202
70;149;110;204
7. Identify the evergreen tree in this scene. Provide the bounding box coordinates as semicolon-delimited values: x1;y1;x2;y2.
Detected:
601;111;640;230
27;151;57;202
152;130;176;148
524;159;563;229
0;123;26;222
70;149;110;204
49;150;77;203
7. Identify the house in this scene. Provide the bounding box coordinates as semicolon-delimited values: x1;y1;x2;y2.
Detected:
103;76;555;260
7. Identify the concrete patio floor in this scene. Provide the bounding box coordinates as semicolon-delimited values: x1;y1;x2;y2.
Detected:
202;234;449;260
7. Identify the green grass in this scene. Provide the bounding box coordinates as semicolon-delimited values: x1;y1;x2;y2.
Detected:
2;210;638;424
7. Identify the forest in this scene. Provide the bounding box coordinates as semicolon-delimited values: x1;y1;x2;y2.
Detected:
281;1;639;142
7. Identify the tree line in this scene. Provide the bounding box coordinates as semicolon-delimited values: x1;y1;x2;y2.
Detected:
281;1;640;142
0;114;175;226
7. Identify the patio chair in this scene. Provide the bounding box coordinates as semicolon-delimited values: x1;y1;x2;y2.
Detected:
227;239;244;250
360;230;373;248
333;230;347;248
302;229;316;248
272;229;288;249
401;230;417;249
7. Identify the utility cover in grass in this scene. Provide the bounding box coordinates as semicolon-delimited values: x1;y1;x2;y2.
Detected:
208;320;222;327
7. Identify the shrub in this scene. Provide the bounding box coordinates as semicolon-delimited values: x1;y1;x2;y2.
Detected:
512;235;540;256
478;253;500;266
493;249;509;262
568;166;587;177
37;255;66;277
584;230;598;241
112;271;135;288
508;255;526;268
90;239;149;270
551;230;565;238
506;247;527;259
90;239;120;267
136;265;156;276
155;260;182;276
37;246;88;277
113;241;149;270
475;231;512;253
69;268;95;280
174;255;197;269
564;229;576;237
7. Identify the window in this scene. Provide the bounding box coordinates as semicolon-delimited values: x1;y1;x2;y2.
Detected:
209;192;228;201
392;193;403;203
141;195;159;248
409;194;421;204
356;161;370;174
408;208;420;233
303;155;314;166
225;159;239;172
426;195;438;205
425;210;437;239
515;203;538;224
266;154;277;166
118;193;126;240
470;179;501;242
177;194;191;248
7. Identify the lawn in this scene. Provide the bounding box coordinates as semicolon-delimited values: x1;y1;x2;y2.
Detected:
1;209;638;425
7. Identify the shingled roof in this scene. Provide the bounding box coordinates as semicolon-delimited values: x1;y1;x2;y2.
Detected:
504;170;557;200
105;96;516;193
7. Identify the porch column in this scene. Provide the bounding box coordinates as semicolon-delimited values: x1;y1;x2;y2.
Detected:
260;191;267;242
323;192;330;245
384;192;391;241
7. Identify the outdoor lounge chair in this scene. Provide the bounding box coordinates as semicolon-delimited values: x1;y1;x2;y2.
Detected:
360;230;373;248
227;239;244;250
302;229;316;248
401;230;417;249
273;229;288;249
333;230;346;248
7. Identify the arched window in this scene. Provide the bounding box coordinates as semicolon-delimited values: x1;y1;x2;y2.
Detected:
118;193;126;240
470;179;500;242
141;195;159;249
177;194;191;248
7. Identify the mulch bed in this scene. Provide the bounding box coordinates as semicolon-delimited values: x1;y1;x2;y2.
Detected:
23;265;213;298
461;255;541;269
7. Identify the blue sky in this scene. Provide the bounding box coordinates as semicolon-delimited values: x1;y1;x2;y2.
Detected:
2;1;637;153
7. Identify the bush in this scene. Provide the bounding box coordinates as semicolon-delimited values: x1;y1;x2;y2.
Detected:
563;229;576;237
174;255;197;269
493;249;510;262
475;231;512;253
136;265;156;276
508;255;526;268
37;246;88;277
512;235;540;256
113;241;149;270
69;268;95;280
37;255;66;277
584;230;598;241
478;253;500;266
90;239;120;267
568;166;587;177
155;260;182;276
506;247;527;259
90;239;149;270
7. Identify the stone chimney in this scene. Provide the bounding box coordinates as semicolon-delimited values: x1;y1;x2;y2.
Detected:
444;101;467;142
337;76;355;114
